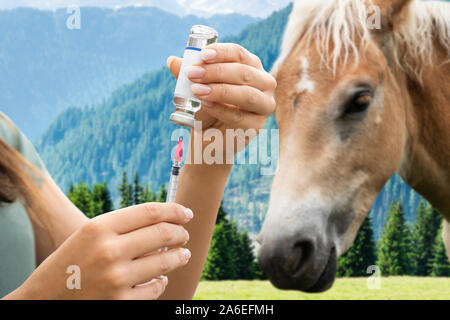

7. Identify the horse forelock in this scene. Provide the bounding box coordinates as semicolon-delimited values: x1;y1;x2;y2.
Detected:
272;0;450;83
272;0;373;76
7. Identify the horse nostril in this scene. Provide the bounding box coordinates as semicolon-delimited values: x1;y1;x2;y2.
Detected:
283;240;314;276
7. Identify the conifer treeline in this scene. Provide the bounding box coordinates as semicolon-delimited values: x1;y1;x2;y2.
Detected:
202;204;264;280
68;181;114;218
338;200;450;277
117;171;167;207
67;170;262;280
67;171;167;215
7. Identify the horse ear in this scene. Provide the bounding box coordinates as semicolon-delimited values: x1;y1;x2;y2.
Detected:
372;0;413;30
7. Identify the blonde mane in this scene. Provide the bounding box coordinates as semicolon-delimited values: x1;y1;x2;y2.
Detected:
272;0;450;81
394;1;450;79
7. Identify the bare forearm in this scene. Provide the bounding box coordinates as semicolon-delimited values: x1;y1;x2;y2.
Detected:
35;174;88;263
159;161;232;299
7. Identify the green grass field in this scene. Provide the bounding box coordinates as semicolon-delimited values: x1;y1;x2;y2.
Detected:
194;277;450;300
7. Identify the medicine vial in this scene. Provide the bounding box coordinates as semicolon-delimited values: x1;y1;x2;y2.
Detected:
170;25;219;127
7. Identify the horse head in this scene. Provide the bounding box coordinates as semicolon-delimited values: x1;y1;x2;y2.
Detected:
257;0;429;292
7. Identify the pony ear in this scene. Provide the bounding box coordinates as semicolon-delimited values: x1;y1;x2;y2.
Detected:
372;0;413;30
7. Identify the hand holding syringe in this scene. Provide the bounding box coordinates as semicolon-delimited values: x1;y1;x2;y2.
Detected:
158;25;218;253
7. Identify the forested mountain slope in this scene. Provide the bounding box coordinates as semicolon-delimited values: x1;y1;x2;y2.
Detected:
37;3;428;239
0;7;257;138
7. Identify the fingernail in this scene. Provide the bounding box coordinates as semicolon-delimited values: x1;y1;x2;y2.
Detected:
184;208;194;219
201;100;214;108
157;275;168;285
191;83;211;95
184;66;206;79
183;248;191;261
201;49;216;61
185;229;190;242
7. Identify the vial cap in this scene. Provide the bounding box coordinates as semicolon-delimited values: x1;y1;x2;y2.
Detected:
187;25;218;47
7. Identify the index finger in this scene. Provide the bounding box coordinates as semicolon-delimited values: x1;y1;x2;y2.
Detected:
103;203;193;234
201;43;262;69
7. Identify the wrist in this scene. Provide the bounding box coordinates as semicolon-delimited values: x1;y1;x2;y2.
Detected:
186;127;242;169
182;162;232;178
2;283;33;300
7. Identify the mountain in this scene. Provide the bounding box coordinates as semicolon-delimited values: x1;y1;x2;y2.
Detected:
1;0;293;18
157;0;293;18
0;7;257;139
36;3;426;239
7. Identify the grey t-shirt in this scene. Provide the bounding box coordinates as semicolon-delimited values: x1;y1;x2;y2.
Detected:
0;112;47;297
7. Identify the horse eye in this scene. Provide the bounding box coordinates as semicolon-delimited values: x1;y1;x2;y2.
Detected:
344;91;373;116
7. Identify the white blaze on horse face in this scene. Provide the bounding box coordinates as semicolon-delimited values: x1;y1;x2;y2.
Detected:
373;86;385;125
296;57;315;93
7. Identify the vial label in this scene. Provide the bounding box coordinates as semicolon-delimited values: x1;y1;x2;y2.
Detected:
174;48;203;103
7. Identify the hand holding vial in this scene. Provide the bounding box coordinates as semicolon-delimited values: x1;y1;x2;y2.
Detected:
167;42;277;157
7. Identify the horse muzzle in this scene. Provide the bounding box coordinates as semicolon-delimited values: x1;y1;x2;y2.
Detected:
257;227;337;292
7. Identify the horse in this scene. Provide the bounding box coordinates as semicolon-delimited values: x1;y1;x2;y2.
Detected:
257;0;450;292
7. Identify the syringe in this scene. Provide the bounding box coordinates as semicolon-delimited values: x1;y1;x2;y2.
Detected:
158;137;183;254
166;137;183;203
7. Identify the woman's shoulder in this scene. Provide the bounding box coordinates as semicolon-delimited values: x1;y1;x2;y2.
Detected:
0;112;20;149
0;112;47;172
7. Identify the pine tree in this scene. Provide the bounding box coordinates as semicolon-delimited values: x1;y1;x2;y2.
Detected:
118;171;132;208
143;184;155;203
127;184;133;206
203;204;260;280
202;222;236;280
431;222;450;277
101;182;114;212
156;184;167;203
68;182;94;217
337;214;377;277
68;182;75;199
91;184;104;217
216;201;227;225
403;221;414;275
228;221;240;280
377;201;412;275
92;182;114;215
410;201;442;275
133;171;144;205
234;228;258;279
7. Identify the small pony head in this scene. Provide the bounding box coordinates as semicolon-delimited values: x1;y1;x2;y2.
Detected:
258;0;439;292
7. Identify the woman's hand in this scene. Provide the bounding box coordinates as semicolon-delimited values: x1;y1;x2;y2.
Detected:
5;203;193;300
167;43;277;157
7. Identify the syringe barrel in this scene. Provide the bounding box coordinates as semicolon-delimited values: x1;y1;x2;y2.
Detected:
166;169;180;203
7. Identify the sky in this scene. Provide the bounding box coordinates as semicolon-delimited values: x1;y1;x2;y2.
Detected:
0;0;292;18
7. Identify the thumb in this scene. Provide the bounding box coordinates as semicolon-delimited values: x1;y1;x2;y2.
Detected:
167;56;182;79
